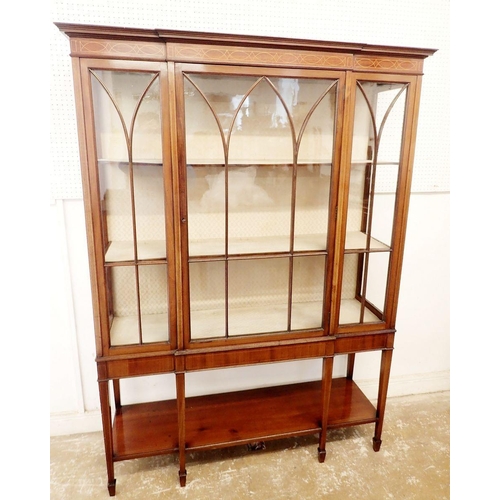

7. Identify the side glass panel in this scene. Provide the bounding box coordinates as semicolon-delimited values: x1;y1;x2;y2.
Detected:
340;81;408;325
184;72;337;340
91;70;169;345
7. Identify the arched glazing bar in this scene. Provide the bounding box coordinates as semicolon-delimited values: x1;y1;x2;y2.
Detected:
354;81;408;324
184;73;338;338
90;70;161;345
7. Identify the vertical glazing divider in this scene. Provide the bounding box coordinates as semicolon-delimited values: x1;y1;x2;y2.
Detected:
260;77;298;333
224;77;265;337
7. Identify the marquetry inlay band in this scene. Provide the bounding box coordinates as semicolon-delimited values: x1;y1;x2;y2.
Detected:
70;38;166;61
354;55;422;73
68;37;424;74
169;43;353;70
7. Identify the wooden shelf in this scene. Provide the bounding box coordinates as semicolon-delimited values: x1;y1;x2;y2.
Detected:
113;400;178;460
185;381;322;451
112;378;375;460
327;377;377;428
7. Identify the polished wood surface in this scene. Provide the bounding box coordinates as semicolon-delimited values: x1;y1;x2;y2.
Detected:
110;377;375;458
113;400;178;459
56;22;434;495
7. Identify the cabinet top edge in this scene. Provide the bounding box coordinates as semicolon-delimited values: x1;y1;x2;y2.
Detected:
54;22;437;58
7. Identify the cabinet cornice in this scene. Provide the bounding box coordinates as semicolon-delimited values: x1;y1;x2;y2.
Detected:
56;22;436;64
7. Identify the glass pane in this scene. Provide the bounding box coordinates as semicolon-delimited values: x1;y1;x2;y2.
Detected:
183;73;338;339
107;265;170;345
294;164;331;251
228;258;289;336
228;78;294;164
91;70;162;162
91;71;166;263
138;264;169;343
292;79;337;164
346;82;407;250
187;165;225;256
291;256;325;330
371;84;407;248
99;161;134;262
189;261;226;340
341;81;407;325
184;76;225;164
365;252;390;315
108;265;140;346
132;163;167;260
339;254;381;325
228;165;292;254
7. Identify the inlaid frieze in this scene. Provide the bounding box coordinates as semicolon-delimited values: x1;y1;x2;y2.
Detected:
168;43;353;69
70;38;166;61
354;55;423;74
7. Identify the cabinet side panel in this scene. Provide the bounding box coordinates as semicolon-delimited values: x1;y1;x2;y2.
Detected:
384;75;423;326
71;56;104;357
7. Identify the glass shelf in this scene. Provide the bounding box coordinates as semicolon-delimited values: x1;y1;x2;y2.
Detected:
190;300;324;340
338;299;381;325
344;231;390;253
110;313;169;346
98;159;163;166
188;233;327;258
105;240;167;263
186;230;389;259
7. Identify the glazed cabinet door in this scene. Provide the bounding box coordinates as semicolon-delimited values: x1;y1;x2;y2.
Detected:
176;65;344;345
79;59;177;355
336;73;421;331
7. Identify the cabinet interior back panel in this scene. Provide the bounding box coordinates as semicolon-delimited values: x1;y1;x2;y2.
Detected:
51;0;449;200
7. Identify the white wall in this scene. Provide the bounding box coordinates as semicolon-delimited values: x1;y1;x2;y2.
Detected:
49;0;450;436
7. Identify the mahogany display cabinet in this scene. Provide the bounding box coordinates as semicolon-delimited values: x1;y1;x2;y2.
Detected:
56;22;435;496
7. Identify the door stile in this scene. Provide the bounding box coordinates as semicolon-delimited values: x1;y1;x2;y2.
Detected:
172;62;191;351
160;63;179;350
330;71;356;335
324;74;346;335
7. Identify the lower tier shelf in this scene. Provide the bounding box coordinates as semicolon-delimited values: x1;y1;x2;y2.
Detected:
112;377;376;461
